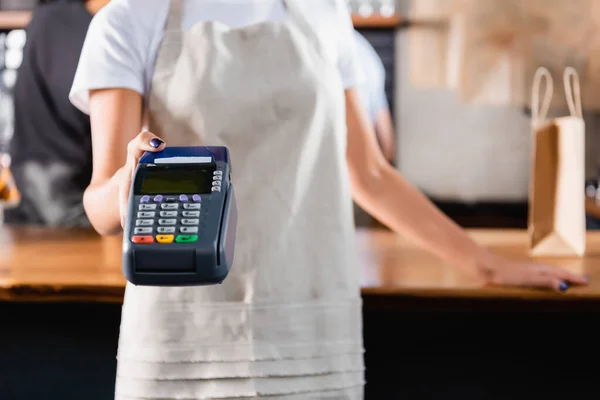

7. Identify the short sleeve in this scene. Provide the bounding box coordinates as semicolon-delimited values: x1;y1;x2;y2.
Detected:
352;30;389;121
69;0;152;114
333;0;360;89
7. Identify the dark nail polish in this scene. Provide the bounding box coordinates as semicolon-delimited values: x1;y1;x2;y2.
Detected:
559;281;569;292
149;138;164;149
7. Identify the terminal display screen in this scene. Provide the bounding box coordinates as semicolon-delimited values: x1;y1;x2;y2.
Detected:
138;167;215;194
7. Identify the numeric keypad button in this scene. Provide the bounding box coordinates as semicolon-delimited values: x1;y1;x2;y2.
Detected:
160;211;178;217
180;227;199;234
181;219;199;225
134;227;153;234
136;219;154;226
137;211;156;218
139;204;157;210
182;211;200;217
183;203;201;210
158;219;177;225
161;203;179;210
157;227;176;234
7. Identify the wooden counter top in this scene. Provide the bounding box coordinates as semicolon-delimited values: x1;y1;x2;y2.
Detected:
2;225;600;303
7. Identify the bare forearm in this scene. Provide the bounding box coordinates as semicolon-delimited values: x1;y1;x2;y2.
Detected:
86;88;144;236
344;88;486;275
374;109;395;163
345;88;588;291
83;168;124;236
352;164;487;274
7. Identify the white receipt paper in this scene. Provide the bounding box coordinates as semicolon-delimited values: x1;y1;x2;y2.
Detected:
154;156;212;164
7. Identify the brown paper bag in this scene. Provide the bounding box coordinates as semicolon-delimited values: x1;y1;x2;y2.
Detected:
528;67;586;257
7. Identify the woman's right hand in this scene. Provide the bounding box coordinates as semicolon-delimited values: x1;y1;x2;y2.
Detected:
117;131;166;227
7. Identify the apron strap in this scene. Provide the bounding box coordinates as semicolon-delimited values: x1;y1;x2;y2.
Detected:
531;67;553;126
282;0;322;49
145;0;185;131
154;0;184;76
563;66;583;118
165;0;184;33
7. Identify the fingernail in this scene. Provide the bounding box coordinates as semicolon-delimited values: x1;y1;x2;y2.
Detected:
559;281;569;292
149;138;164;149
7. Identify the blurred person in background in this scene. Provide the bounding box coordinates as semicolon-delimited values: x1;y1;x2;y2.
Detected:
70;0;588;398
4;0;110;227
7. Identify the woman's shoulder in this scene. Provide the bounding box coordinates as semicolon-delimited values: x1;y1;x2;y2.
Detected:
298;0;348;16
300;0;353;39
90;0;169;39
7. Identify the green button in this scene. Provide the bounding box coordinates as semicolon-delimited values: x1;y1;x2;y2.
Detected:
176;235;198;243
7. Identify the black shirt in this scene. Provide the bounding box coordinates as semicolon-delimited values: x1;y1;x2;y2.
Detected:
5;0;93;226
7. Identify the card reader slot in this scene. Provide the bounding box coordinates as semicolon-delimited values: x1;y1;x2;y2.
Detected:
134;249;196;273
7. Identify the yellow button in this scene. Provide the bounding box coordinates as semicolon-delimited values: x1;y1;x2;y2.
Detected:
156;234;175;244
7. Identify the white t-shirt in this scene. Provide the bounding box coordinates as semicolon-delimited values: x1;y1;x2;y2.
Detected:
69;0;359;114
353;30;388;124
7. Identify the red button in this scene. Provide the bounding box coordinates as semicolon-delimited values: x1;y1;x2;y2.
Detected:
132;235;154;244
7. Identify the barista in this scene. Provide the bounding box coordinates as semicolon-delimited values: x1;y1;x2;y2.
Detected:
70;1;588;398
5;0;110;226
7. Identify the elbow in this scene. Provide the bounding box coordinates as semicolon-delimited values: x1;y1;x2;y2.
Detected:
93;223;122;237
82;188;122;237
348;156;390;204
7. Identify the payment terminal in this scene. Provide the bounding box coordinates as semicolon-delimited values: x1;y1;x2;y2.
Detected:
122;146;237;286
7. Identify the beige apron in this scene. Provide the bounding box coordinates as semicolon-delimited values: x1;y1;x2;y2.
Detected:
114;0;365;398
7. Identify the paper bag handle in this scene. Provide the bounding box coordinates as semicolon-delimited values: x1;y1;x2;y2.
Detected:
563;66;583;118
531;67;553;125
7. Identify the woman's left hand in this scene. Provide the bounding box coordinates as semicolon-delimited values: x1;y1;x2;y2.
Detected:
478;251;590;292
